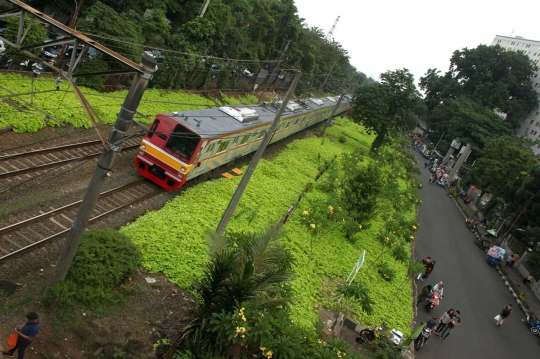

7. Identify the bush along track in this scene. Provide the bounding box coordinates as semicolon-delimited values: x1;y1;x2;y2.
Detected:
121;118;421;346
0;73;257;132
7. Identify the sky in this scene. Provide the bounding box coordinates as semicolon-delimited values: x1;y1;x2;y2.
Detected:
294;0;540;85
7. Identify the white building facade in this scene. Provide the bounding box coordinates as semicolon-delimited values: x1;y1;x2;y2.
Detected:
491;35;540;153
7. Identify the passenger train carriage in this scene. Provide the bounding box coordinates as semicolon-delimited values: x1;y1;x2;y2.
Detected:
135;96;352;190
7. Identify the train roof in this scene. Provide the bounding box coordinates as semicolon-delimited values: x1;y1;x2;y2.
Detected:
159;96;351;140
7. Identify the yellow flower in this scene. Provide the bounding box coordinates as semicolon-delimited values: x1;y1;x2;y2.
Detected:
310;224;316;229
338;207;342;212
260;347;266;352
302;210;309;216
410;236;414;240
412;225;417;230
328;205;334;212
241;334;245;338
359;225;362;229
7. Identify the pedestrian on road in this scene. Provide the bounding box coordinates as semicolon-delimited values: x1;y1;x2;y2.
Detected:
440;310;461;341
523;274;534;285
495;305;512;327
416;284;432;307
2;312;40;358
434;309;455;335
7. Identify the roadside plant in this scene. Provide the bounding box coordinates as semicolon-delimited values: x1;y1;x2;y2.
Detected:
377;262;396;281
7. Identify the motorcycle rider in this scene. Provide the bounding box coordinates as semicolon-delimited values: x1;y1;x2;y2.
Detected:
419;257;435;281
431;281;444;297
422;316;438;343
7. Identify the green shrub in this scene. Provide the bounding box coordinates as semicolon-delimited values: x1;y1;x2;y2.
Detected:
378;262;396;281
43;229;141;312
338;135;346;143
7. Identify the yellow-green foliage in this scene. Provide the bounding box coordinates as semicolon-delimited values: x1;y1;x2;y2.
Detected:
121;118;417;335
0;73;217;131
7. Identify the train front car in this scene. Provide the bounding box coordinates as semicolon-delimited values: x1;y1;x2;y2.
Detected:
135;114;202;190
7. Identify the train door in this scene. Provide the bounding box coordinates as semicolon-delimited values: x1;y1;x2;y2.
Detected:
189;140;219;178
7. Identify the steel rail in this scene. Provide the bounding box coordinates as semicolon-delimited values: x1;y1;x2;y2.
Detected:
0;180;163;262
0;144;140;179
0;140;103;160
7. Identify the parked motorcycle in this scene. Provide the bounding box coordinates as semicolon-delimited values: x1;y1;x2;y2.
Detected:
425;293;441;312
474;236;490;251
526;314;540;335
414;327;432;351
356;323;388;344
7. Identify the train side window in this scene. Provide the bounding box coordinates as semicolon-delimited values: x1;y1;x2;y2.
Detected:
206;143;216;152
217;141;229;153
240;134;250;145
148;120;160;138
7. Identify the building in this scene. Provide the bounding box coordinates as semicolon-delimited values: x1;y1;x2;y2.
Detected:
491;35;540;153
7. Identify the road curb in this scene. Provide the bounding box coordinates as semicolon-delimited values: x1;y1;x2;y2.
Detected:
496;268;529;316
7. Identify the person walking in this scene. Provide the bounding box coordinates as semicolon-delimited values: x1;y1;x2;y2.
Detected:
440;310;461;341
495;304;512;327
434;309;455;335
2;312;40;358
416;284;432;307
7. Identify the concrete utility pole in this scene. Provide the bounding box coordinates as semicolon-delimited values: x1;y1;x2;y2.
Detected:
199;0;212;17
319;93;344;135
258;40;290;103
49;53;157;285
321;60;337;91
216;72;301;235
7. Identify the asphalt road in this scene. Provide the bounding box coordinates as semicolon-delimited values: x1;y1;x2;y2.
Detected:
412;151;539;358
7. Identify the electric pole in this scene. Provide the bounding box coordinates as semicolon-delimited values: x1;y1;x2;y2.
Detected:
49;53;157;285
320;93;345;135
325;16;340;41
216;72;301;235
199;0;212;17
321;60;337;91
258;40;290;103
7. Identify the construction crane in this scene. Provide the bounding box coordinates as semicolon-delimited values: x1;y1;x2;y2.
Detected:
325;16;340;41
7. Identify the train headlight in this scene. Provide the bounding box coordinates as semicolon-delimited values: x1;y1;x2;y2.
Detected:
141;144;146;149
179;167;186;173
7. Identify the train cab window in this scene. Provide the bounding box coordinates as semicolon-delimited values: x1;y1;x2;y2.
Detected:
147;120;160;138
165;124;200;162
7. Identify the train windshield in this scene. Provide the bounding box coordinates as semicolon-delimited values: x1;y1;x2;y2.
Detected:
165;125;200;162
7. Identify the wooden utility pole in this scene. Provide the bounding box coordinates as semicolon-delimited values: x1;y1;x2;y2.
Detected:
49;53;157;285
216;72;301;235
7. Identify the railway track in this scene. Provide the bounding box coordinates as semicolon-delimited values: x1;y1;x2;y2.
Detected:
0;179;163;262
0;135;142;199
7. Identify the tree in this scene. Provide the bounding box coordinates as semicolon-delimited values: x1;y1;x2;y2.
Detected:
182;226;293;354
418;68;461;112
448;45;538;121
426;98;513;155
352;69;420;150
463;136;536;200
2;17;47;59
77;1;145;63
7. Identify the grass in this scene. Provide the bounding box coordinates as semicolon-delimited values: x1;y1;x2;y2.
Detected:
121;118;417;334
